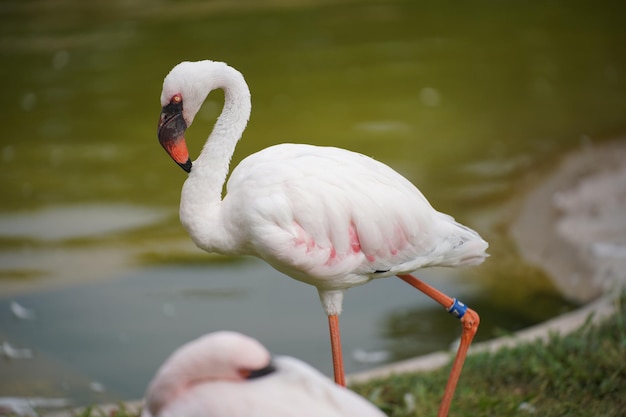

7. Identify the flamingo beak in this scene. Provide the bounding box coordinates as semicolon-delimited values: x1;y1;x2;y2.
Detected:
158;101;192;173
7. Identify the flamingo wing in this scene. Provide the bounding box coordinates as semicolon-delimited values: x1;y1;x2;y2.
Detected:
223;144;476;288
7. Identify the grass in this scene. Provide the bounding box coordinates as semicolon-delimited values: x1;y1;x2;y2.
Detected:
68;296;626;417
353;296;626;417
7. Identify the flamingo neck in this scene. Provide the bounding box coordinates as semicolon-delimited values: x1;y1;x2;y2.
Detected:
180;64;251;253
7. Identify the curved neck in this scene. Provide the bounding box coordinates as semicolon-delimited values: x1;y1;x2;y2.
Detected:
191;64;251;200
180;64;251;252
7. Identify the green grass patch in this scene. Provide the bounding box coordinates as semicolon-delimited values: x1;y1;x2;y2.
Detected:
72;404;139;417
353;296;626;417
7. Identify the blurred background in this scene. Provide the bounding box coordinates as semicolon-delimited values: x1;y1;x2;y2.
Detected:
1;0;625;407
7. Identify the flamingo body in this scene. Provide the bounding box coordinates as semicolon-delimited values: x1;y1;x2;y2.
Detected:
221;144;485;304
159;60;487;316
141;331;387;417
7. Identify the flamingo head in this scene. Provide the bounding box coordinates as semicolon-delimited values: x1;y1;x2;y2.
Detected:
190;331;276;381
158;60;219;173
163;330;275;382
145;331;275;416
158;60;250;174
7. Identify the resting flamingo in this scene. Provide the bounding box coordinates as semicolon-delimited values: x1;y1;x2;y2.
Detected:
156;60;488;417
141;331;387;417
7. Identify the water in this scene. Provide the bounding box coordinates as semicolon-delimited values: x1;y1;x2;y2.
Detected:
1;0;625;406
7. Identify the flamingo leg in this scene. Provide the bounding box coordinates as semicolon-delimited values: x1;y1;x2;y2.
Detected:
328;314;346;386
397;273;480;417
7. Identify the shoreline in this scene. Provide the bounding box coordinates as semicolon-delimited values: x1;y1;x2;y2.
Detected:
348;294;617;384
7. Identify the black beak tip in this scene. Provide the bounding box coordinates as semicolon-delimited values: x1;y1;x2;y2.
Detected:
246;362;277;380
179;159;192;173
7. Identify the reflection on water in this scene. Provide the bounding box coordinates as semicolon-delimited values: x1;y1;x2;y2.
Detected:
0;0;624;406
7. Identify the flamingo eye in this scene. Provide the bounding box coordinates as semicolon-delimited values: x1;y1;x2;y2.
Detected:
171;94;182;104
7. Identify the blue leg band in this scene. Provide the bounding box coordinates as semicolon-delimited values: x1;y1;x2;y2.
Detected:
447;298;467;319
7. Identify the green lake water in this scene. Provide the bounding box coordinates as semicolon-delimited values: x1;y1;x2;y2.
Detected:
0;0;625;406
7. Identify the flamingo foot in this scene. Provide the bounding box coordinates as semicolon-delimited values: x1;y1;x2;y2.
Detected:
437;306;479;417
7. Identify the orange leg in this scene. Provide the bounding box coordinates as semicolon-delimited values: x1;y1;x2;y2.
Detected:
328;314;346;386
398;274;480;417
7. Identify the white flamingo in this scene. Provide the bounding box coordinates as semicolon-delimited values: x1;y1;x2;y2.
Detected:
141;331;387;417
156;60;488;417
